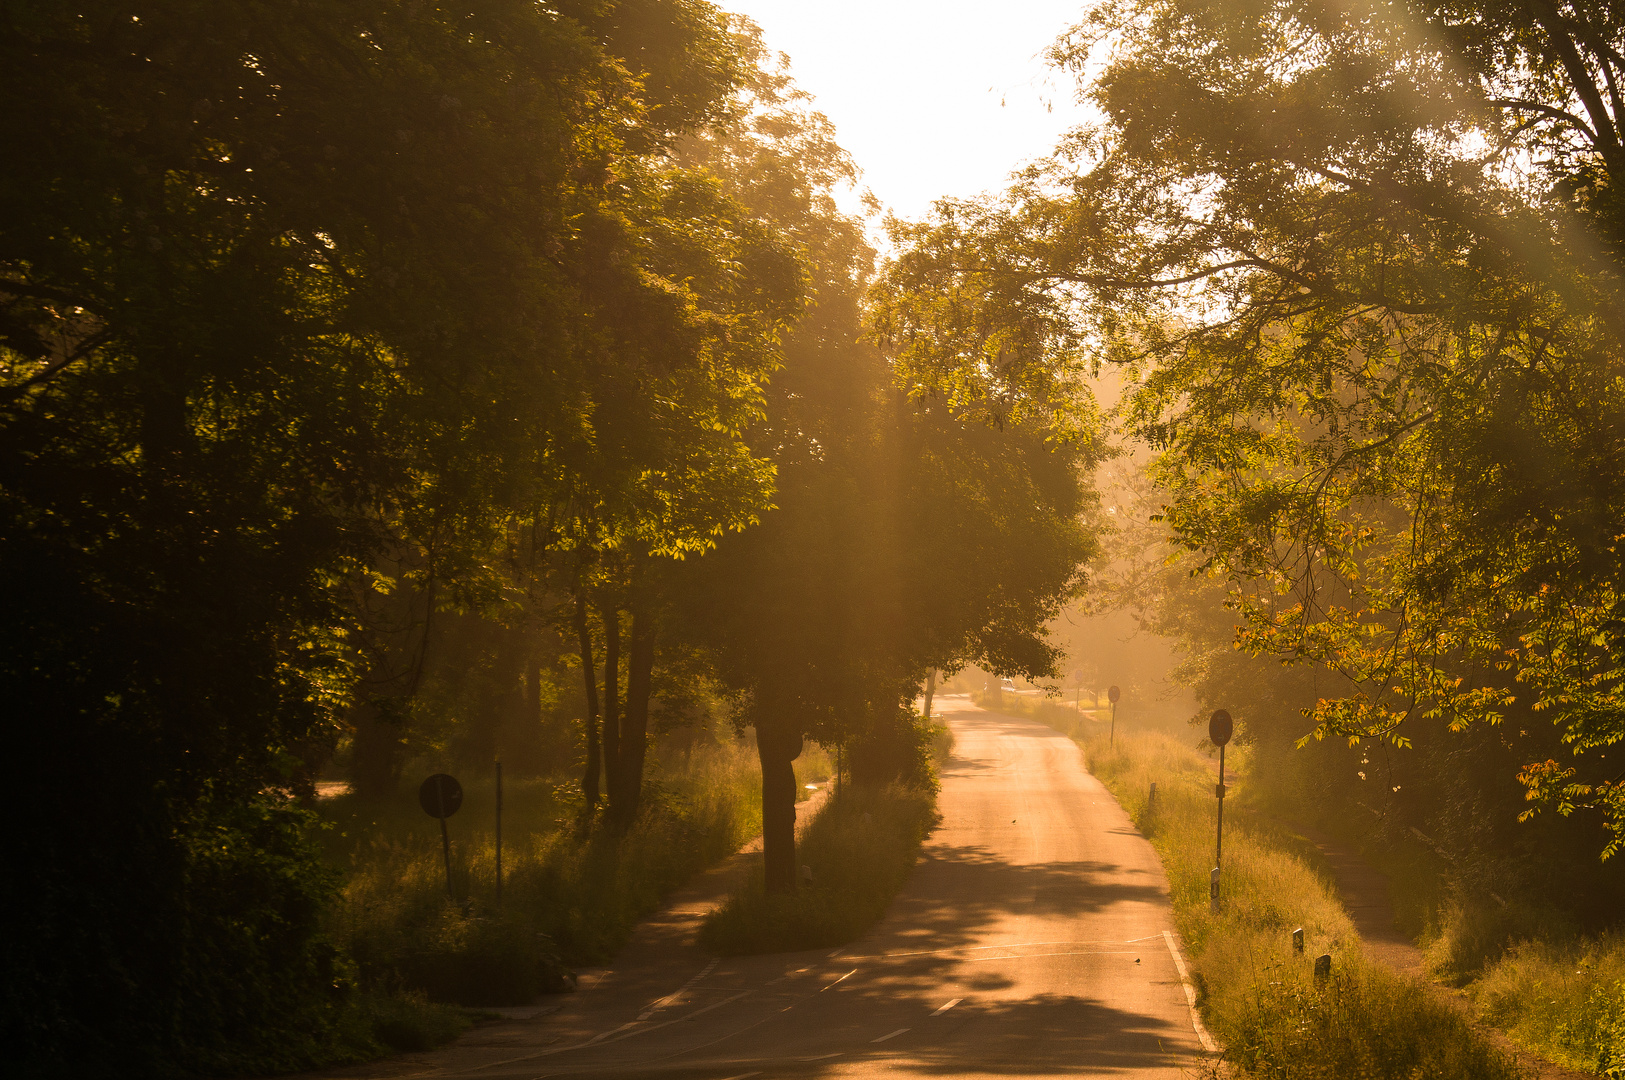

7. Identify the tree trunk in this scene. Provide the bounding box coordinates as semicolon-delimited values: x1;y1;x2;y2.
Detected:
349;696;406;800
757;721;802;894
923;669;936;719
600;601;621;807
573;592;600;808
612;607;657;826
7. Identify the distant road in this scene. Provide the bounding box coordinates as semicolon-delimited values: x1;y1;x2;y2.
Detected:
317;698;1207;1080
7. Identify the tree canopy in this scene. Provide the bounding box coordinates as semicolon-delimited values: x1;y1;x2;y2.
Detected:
878;0;1625;854
1;4;1100;1070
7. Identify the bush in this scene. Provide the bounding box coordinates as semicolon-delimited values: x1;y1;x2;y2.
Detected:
849;707;942;791
1475;933;1625;1076
699;784;937;954
325;991;469;1060
1212;960;1524;1080
395;909;572;1006
9;792;365;1079
1424;893;1579;986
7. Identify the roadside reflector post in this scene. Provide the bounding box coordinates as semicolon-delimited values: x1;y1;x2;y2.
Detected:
1210;866;1220;912
1315;953;1332;985
1148;781;1157;816
1293;927;1304;954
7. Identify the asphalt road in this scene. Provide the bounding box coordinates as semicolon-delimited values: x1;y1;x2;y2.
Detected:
320;697;1209;1080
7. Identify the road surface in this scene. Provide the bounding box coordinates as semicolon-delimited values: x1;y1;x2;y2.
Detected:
315;698;1208;1080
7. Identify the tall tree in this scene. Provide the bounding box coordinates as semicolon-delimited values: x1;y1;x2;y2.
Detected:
0;0;801;1069
878;0;1625;857
666;25;1099;891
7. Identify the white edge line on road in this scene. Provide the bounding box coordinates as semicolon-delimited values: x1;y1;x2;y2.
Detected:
1162;930;1218;1053
481;990;755;1068
637;957;721;1020
819;968;857;992
872;1027;910;1043
931;997;962;1016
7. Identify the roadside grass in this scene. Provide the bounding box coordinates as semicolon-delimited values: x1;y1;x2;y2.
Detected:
1246;742;1625;1073
315;737;812;1054
1473;933;1625;1075
698;783;938;955
1078;729;1524;1079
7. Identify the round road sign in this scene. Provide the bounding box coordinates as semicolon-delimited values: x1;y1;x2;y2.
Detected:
419;773;464;819
1108;685;1121;704
1209;709;1234;747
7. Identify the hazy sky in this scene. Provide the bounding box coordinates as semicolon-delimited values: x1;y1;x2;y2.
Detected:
722;1;1090;223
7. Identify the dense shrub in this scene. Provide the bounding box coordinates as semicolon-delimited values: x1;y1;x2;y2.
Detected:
699;783;937;955
1475;934;1625;1076
849;707;943;791
8;794;357;1078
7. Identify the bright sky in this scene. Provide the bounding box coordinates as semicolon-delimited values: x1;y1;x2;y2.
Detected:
721;1;1091;223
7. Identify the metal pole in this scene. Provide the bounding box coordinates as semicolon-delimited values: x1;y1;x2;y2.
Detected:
437;772;454;900
1110;700;1117;747
495;760;503;910
1216;743;1226;869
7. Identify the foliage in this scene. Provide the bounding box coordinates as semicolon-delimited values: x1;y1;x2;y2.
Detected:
876;0;1625;857
698;783;937;955
0;1;1096;1071
0;0;808;1071
660;20;1098;893
1476;933;1625;1076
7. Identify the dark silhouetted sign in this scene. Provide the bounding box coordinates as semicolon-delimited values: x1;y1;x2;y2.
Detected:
419;773;463;819
1209;709;1233;747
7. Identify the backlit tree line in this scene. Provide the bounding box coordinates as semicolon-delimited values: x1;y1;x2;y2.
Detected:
0;1;1092;1072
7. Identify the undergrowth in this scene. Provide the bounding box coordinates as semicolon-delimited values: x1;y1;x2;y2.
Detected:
1474;933;1625;1076
311;737;802;1059
699;783;938;955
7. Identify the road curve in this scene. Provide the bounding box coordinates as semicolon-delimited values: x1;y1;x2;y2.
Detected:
316;698;1207;1080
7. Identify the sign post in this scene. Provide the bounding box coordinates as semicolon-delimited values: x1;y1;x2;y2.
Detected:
1208;708;1233;909
1108;685;1121;746
419;773;464;900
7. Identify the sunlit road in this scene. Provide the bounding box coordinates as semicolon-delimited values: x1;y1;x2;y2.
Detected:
321;698;1208;1080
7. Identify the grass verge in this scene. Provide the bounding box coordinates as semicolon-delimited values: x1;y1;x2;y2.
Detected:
698;783;937;955
312;737;800;1057
1473;933;1625;1075
1077;729;1524;1079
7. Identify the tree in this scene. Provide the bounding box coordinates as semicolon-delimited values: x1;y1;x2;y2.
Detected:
877;0;1625;857
0;0;802;1069
661;26;1099;892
